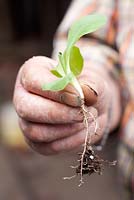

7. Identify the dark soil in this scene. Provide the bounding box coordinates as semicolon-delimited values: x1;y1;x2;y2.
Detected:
76;146;117;177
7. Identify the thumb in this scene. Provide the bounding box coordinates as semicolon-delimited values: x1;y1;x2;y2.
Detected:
61;83;98;107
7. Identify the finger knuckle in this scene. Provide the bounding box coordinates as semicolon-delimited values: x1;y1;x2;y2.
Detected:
21;61;33;90
19;121;43;142
19;119;31;137
15;100;27;119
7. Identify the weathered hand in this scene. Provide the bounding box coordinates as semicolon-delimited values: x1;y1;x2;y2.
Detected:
13;56;119;155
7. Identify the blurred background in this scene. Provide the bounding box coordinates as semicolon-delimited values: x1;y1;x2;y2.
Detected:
0;1;120;199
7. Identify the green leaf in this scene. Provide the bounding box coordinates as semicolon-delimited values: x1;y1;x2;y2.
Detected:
69;46;83;76
51;52;66;78
67;14;107;50
42;73;74;91
51;69;62;78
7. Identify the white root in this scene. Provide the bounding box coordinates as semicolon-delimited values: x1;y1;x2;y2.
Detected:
79;104;98;187
63;175;76;180
63;104;98;186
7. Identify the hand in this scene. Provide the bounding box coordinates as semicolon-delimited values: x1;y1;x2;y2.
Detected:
13;56;119;155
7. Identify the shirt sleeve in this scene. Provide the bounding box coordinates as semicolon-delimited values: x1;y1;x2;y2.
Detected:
116;0;134;99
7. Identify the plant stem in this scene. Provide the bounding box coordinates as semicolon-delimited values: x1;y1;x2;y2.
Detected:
71;77;84;100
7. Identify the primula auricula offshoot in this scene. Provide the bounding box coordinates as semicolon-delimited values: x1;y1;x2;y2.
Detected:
42;14;107;93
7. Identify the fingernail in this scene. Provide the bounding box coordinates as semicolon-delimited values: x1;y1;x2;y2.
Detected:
81;83;98;106
60;92;82;107
85;84;98;96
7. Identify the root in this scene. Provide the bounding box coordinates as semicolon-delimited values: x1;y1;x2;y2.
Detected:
63;103;116;187
79;103;99;186
63;175;76;180
63;103;99;186
79;104;90;186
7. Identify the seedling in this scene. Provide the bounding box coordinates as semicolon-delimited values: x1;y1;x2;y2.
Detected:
42;14;106;97
42;14;115;186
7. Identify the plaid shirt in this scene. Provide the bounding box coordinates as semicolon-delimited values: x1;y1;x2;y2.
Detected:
53;1;134;195
53;0;134;150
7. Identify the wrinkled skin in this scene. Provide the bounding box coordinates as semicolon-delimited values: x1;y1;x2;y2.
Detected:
13;56;121;155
